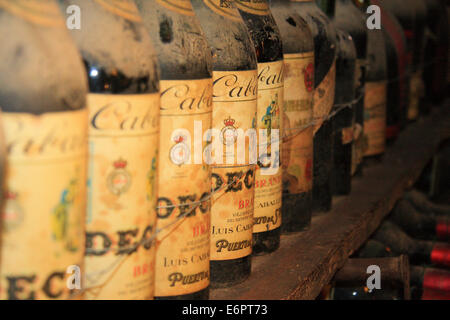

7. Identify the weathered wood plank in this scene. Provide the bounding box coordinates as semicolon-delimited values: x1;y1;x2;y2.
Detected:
210;106;450;300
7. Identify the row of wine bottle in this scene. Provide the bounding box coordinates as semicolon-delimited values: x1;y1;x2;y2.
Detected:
0;0;447;300
330;190;450;300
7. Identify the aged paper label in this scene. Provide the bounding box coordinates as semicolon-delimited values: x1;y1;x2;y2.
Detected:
210;70;257;261
253;60;283;233
313;60;336;135
0;109;88;300
282;52;314;195
85;93;159;300
363;81;387;157
342;126;354;145
407;70;424;121
155;79;212;296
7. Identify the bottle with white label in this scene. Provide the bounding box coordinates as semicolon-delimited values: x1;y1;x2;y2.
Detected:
270;0;315;232
137;0;212;300
0;0;88;300
63;0;160;300
235;0;284;255
191;0;258;288
291;0;337;214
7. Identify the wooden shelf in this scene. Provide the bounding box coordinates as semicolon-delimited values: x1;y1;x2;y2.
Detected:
211;106;450;300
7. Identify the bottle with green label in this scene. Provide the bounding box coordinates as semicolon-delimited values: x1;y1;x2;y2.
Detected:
235;0;284;254
291;0;337;214
0;0;87;300
137;0;213;300
191;0;258;288
270;0;315;232
63;0;160;300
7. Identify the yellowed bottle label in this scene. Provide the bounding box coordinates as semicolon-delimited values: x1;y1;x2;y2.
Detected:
235;0;269;16
313;59;336;135
282;52;314;195
94;0;143;22
363;81;387;157
0;109;88;300
85;93;159;300
407;70;424;121
253;60;283;233
342;126;354;145
156;79;212;297
351;122;363;175
155;0;195;16
203;0;242;21
0;0;64;26
210;70;257;261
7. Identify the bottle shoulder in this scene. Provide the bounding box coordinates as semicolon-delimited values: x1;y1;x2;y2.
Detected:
66;0;159;94
191;0;258;71
138;0;212;80
0;9;87;114
270;3;314;54
237;9;284;63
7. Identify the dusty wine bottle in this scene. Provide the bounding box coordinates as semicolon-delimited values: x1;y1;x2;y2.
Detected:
235;0;284;254
410;0;427;117
373;221;450;268
334;1;368;177
404;189;450;217
270;0;314;232
63;0;160;299
362;21;387;162
390;199;450;242
331;29;356;196
0;0;88;300
423;0;449;105
191;0;258;287
372;0;408;142
357;240;396;258
137;0;213;300
410;265;450;300
382;0;423;122
291;0;337;214
334;0;368;177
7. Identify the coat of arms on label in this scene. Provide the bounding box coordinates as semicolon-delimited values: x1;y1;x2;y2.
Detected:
107;158;131;196
170;134;190;166
220;116;238;146
2;191;23;232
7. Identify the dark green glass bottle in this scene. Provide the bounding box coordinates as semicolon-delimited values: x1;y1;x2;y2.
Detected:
290;0;337;214
191;0;258;288
235;0;284;254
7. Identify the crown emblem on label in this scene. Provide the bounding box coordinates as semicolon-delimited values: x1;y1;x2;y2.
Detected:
174;135;185;144
113;158;128;169
224;116;236;127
